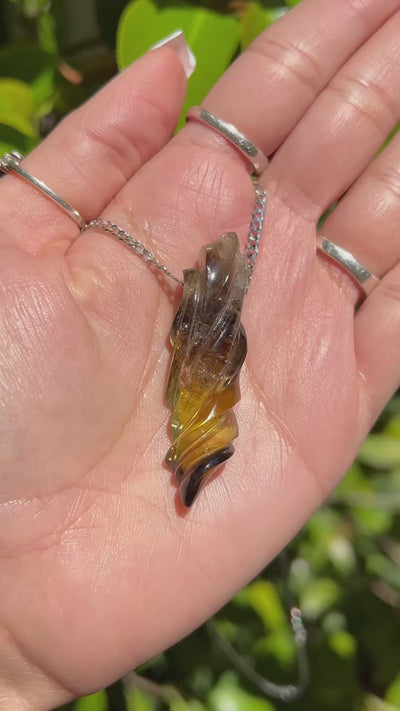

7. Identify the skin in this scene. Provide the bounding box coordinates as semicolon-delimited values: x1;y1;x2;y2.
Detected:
1;0;400;706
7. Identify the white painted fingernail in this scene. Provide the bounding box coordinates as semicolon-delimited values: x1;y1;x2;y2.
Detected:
150;29;196;79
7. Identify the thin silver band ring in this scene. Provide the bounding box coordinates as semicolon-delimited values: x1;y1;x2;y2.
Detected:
186;107;269;177
317;236;380;297
0;151;86;230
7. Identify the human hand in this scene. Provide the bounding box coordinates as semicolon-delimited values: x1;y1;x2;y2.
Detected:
1;0;400;707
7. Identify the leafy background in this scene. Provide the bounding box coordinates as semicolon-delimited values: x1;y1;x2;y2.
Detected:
0;1;399;709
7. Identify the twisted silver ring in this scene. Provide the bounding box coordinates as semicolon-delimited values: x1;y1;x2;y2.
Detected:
317;236;380;297
0;151;86;230
186;107;268;177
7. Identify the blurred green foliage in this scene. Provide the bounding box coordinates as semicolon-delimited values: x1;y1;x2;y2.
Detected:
117;0;240;128
0;1;399;709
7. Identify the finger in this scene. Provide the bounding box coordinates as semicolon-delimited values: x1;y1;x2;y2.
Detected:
322;126;400;277
0;45;188;254
179;0;400;171
317;129;400;424
268;10;400;217
355;264;400;428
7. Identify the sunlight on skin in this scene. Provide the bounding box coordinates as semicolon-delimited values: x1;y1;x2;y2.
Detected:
1;0;400;707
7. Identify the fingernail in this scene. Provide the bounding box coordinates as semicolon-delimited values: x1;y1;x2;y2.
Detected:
150;30;196;79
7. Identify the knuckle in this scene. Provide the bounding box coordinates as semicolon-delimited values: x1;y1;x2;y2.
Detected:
77;115;141;183
248;37;323;96
328;72;399;133
60;90;174;185
376;166;400;198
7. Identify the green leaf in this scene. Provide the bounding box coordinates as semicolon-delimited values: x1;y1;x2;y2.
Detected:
171;701;191;711
0;78;33;115
255;627;296;666
327;535;356;576
209;672;276;711
0;79;36;136
353;507;393;537
37;10;58;55
386;673;400;708
384;416;400;439
0;46;56;109
334;462;370;495
116;0;154;67
125;686;155;711
247;580;287;631
328;630;357;659
363;696;400;711
189;666;214;697
385;397;400;416
289;557;312;594
358;435;400;468
234;580;286;632
300;578;341;620
381;122;400;152
367;554;400;591
240;4;287;50
0;124;36;154
0;139;20;154
124;676;191;711
116;0;240;127
74;690;108;711
213;618;237;642
240;3;266;50
322;610;347;633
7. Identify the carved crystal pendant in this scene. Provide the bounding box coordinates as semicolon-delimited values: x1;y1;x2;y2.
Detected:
165;232;249;506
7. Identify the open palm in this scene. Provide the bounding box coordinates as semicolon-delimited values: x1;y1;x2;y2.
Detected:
1;0;400;707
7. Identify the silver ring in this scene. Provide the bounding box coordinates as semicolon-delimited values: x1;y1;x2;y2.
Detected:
186;107;268;177
317;236;380;297
0;151;86;230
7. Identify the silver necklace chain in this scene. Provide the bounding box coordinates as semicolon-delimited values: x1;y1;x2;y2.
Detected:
246;182;266;290
82;219;184;286
83;182;266;288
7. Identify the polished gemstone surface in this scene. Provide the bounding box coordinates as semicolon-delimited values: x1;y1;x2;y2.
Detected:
165;232;248;506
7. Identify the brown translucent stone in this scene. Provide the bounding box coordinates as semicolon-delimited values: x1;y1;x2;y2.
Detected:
165;232;249;507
